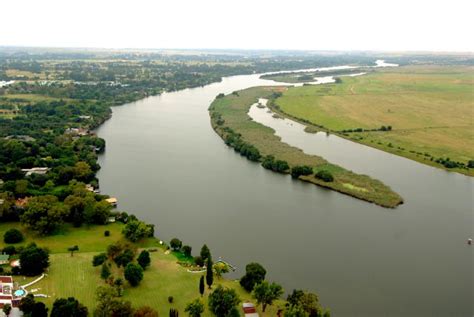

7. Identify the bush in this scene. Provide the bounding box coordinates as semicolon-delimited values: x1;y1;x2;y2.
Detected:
104;230;110;237
114;249;135;268
315;170;334;182
168;296;174;303
92;253;107;267
194;256;204;267
3;246;16;255
262;155;289;173
208;285;240;316
3;228;24;244
124;263;143;286
137;250;151;270
291;166;313;178
182;245;192;257
240;262;266;292
170;238;182;251
122;220;153;242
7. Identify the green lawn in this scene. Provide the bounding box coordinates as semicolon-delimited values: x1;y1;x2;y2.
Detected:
0;222;157;254
25;250;283;316
1;222;283;316
274;66;474;175
209;87;403;208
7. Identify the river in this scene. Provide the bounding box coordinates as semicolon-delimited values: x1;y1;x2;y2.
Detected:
96;65;473;317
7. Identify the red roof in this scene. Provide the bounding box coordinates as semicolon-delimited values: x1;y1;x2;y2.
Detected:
0;295;12;300
0;276;12;283
243;307;257;314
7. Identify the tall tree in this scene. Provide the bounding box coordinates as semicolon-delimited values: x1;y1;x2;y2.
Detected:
137;250;151;270
240;262;266;292
253;281;284;312
206;257;213;289
32;302;48;317
200;244;210;260
124;263;144;286
208;285;240;317
51;297;88;317
19;243;50;276
101;263;111;280
20;195;68;234
199;276;205;297
94;286;133;317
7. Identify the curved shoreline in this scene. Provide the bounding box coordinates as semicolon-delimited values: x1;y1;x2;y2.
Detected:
209;87;403;208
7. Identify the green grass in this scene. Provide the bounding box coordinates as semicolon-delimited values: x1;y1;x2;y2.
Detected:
26;250;283;316
209;86;403;208
0;222;157;254
1;221;283;315
274;66;474;175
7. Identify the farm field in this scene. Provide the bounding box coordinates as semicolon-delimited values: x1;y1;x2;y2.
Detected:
273;66;474;175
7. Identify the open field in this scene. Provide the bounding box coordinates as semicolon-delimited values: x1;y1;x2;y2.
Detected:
273;66;474;175
0;222;157;254
209;87;403;208
22;249;283;316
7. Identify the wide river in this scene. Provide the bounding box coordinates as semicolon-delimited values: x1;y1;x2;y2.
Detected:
96;67;473;317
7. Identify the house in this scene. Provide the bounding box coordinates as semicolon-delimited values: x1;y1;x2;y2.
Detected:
21;167;50;177
105;197;118;207
65;127;90;136
0;276;13;308
242;303;259;317
0;255;9;265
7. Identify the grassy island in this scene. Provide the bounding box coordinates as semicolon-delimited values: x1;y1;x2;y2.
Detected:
209;87;403;208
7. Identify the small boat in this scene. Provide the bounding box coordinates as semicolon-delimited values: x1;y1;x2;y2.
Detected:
468;239;472;245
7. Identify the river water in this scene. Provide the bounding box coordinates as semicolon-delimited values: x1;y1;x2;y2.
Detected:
96;66;473;317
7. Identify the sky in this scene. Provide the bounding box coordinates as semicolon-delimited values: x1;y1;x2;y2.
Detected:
1;0;473;52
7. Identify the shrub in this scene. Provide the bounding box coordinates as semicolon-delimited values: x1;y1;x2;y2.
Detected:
194;256;204;267
137;250;151;270
168;296;174;303
3;228;24;244
240;262;266;292
291;165;313;178
182;245;192;257
104;230;110;237
170;238;182;251
122;220;153;242
3;246;16;255
92;253;107;267
262;155;289;173
315;170;334;182
208;285;240;316
124;263;143;286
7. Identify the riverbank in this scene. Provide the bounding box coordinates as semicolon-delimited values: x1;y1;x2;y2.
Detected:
0;222;284;316
270;65;474;176
209;86;403;208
